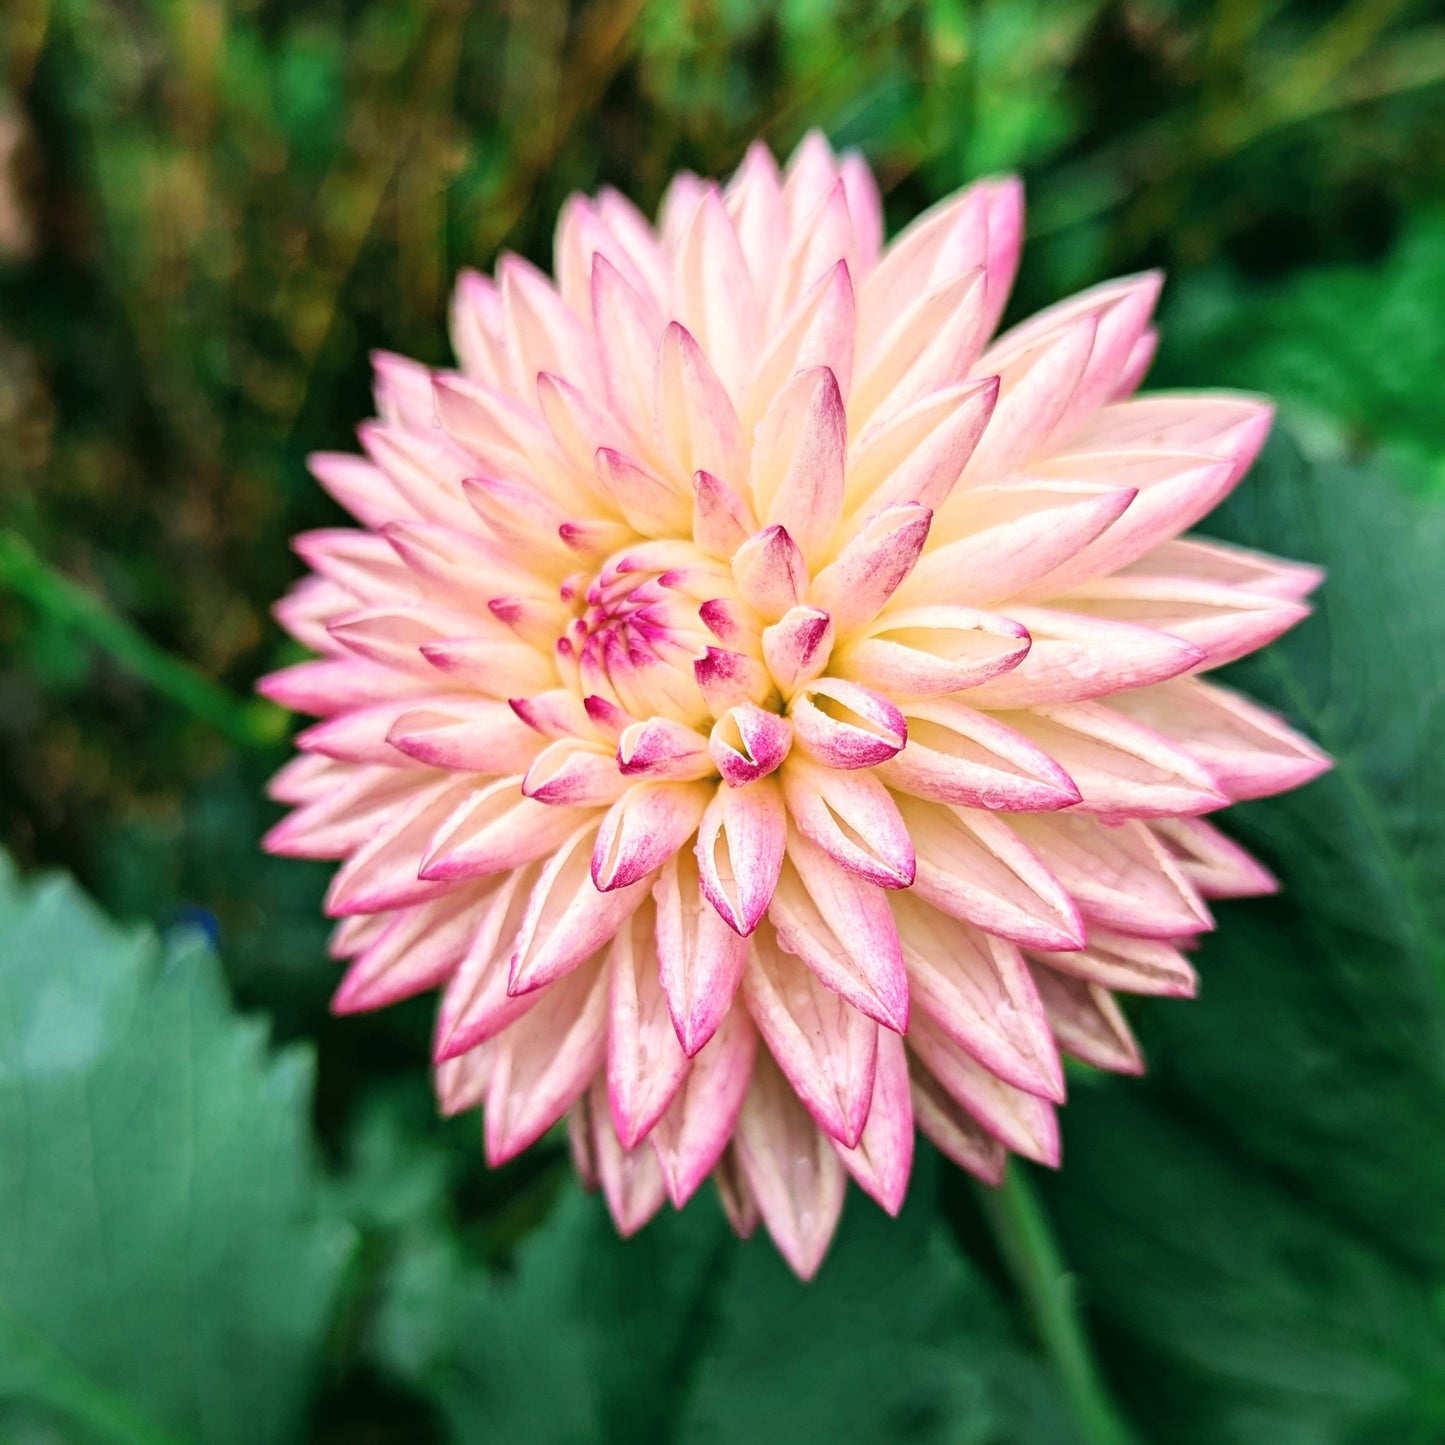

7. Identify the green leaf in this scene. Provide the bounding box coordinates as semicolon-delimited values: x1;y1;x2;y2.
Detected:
370;1145;1072;1445
1043;433;1445;1443
1158;212;1445;497
0;854;354;1445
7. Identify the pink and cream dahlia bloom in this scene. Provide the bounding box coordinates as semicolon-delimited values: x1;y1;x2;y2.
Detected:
262;134;1329;1277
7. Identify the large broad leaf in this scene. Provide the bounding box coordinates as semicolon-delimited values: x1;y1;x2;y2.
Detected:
0;854;354;1445
368;1134;1070;1445
1043;434;1445;1443
1157;213;1445;496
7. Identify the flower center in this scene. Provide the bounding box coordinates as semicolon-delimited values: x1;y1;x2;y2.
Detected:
555;548;717;725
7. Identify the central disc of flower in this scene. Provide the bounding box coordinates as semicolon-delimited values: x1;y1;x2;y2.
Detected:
555;546;721;732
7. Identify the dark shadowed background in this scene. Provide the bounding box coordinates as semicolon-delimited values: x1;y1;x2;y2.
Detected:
1;2;1443;1442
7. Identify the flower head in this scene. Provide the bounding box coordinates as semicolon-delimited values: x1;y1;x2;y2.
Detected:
263;134;1328;1277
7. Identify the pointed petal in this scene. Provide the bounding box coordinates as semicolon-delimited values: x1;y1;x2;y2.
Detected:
731;525;807;621
891;892;1064;1101
743;261;855;428
1150;815;1280;899
908;1015;1061;1165
616;717;713;781
709;705;792;787
592;254;666;439
607;907;690;1146
692;469;758;559
750;367;847;564
333;890;481;1015
1030;966;1143;1075
485;957;608;1164
587;1080;670;1237
673;186;760;400
651;1007;758;1206
780;755;915;889
388;698;543;773
1051;574;1310;671
733;1052;848;1280
1010;813;1213;937
768;833;910;1032
961;314;1099;483
655;850;749;1054
695;775;786;935
1111;677;1330;801
811;503;933;638
896;797;1085;951
876;698;1080;811
962;607;1204;708
905;480;1138;609
694;645;777;716
999;701;1227;817
1027;926;1198;998
833;1027;914;1214
909;1065;1006;1185
326;780;468;915
436;1042;494;1118
1120;536;1324;602
592;780;711;890
850;271;991;431
419;776;586;882
788;677;907;770
509;825;652;994
837;605;1031;697
844;380;998;524
433;869;541;1058
761;606;834;695
522;738;631;807
744;929;880;1147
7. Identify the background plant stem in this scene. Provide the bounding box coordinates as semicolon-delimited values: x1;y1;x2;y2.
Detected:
978;1165;1142;1445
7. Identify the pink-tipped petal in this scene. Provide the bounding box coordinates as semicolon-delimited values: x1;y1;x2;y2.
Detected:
1011;812;1213;938
650;1007;758;1206
582;1079;670;1236
732;1052;848;1279
744;928;880;1147
768;833;910;1033
876;698;1081;811
616;717;714;781
731;524;807;621
833;1027;914;1214
891;892;1065;1102
897;798;1085;952
509;825;652;994
606;908;691;1146
655;850;750;1054
1029;966;1144;1075
1150;815;1280;899
761;606;835;694
485;958;609;1165
998;701;1227;818
695;776;786;936
692;469;758;560
908;1016;1061;1166
592;780;711;891
751;367;847;564
781;754;915;889
709;704;793;787
837;605;1032;697
909;1066;1006;1185
789;677;908;770
811;503;933;638
1028;926;1198;998
1111;677;1330;801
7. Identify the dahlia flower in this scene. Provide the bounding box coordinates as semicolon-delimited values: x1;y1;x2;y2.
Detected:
262;133;1328;1277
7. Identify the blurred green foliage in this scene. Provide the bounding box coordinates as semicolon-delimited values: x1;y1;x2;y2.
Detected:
1;0;1443;1441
